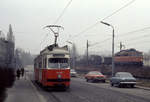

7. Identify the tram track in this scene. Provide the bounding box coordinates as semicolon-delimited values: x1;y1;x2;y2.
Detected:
28;71;91;102
30;78;90;102
31;80;62;102
49;90;90;102
28;71;150;102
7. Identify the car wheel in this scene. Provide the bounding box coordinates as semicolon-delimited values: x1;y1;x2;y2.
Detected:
111;83;114;87
103;80;106;83
118;84;122;88
86;79;89;82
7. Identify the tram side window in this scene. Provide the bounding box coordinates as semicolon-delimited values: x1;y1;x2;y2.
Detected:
42;58;47;69
43;59;45;69
44;58;47;68
34;62;39;68
48;58;69;68
34;63;36;68
39;62;42;69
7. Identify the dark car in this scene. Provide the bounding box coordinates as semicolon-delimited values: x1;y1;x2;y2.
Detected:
85;71;106;83
110;72;136;88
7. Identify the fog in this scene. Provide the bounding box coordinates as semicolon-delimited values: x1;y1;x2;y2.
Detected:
0;0;150;55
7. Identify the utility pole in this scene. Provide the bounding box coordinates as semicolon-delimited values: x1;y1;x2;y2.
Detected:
112;28;115;77
120;42;122;51
87;40;89;66
119;42;125;51
72;43;76;69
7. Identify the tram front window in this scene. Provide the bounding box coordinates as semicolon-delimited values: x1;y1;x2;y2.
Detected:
48;58;69;68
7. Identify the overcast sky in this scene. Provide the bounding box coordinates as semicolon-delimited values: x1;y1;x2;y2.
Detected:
0;0;150;55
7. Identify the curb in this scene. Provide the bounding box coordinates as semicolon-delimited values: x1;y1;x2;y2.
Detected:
136;85;150;91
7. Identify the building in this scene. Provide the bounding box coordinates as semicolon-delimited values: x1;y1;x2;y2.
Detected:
0;24;15;68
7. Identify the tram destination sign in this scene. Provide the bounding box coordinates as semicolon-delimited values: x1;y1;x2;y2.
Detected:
53;54;65;57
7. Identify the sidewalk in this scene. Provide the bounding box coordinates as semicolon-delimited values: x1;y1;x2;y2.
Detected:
4;77;42;102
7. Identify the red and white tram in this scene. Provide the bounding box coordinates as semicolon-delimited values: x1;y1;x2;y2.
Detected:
34;44;70;89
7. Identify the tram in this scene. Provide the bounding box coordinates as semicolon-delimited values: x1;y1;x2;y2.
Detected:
34;25;70;89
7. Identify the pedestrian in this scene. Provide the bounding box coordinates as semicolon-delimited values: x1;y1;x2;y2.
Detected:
16;69;21;80
21;68;24;77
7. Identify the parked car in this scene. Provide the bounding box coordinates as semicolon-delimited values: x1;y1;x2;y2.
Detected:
110;72;136;88
85;71;106;83
70;69;77;77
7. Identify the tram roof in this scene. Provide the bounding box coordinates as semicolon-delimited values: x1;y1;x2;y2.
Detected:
40;44;69;55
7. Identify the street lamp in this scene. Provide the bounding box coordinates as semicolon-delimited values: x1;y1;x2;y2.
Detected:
100;21;115;77
66;41;73;45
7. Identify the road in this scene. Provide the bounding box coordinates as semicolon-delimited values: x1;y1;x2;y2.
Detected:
5;66;150;102
26;70;150;102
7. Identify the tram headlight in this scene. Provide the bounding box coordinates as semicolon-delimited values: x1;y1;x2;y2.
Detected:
58;74;61;78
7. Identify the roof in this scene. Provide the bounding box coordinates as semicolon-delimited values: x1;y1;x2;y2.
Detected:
116;72;131;74
40;44;69;55
49;47;69;54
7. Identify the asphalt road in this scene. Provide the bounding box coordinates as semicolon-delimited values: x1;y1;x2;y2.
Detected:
7;66;149;102
28;71;150;102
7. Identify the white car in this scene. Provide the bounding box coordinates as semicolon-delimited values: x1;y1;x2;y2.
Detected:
70;69;77;77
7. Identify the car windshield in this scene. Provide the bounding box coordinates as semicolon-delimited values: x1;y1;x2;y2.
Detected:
118;73;133;77
89;71;102;75
71;69;76;72
48;58;69;68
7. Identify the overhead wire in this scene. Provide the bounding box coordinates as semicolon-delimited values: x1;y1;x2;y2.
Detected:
40;0;73;49
109;26;150;50
71;22;100;39
117;26;150;37
125;33;150;42
101;0;136;21
0;27;7;34
113;32;150;50
122;33;150;45
40;0;136;53
89;37;111;47
82;0;136;50
114;27;150;45
69;0;136;40
131;40;150;45
125;40;150;50
89;0;137;53
53;0;73;24
73;0;136;54
127;40;150;46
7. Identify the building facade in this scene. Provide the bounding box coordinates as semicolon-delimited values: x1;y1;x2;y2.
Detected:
0;24;15;68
